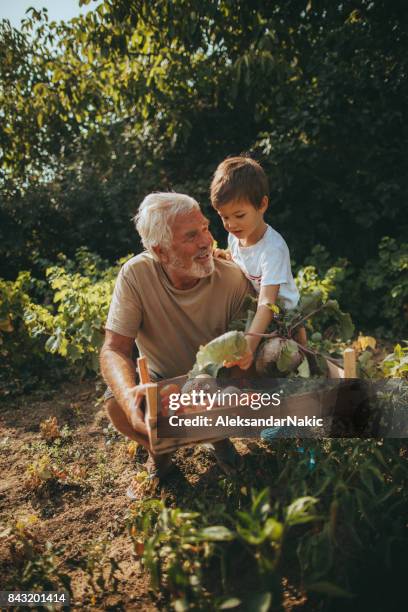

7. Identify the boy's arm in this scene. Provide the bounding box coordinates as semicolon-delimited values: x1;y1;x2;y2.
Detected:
224;284;279;370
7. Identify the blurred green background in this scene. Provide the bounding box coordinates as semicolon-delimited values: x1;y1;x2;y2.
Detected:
1;0;407;338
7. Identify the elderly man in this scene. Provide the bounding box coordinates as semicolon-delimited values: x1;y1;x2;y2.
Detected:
100;192;251;482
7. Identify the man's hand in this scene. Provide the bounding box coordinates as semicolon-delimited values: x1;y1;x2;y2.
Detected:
223;350;254;371
123;384;150;437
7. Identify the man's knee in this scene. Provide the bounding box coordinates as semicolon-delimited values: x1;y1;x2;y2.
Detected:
105;397;122;422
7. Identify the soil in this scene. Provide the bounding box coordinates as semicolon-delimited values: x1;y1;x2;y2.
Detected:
0;379;308;610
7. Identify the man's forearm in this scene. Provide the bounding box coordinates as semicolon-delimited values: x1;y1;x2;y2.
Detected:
100;347;136;416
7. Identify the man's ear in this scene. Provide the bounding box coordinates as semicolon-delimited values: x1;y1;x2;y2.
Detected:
152;245;169;263
260;195;269;213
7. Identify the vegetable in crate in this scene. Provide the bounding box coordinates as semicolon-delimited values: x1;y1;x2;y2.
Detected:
256;338;304;376
189;331;249;378
230;291;354;378
181;373;218;396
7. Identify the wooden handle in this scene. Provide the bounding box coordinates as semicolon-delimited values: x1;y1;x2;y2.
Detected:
137;356;151;384
343;348;357;378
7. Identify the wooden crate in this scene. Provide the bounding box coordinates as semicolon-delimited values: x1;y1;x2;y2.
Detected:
139;353;359;455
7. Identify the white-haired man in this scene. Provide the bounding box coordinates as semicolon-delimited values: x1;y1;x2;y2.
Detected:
100;193;251;483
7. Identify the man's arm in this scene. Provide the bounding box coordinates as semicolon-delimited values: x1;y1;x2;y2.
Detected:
100;330;148;437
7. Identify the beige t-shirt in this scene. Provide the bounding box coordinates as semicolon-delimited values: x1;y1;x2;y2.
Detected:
106;253;251;378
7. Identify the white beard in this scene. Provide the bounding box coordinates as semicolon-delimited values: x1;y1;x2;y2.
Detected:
168;252;214;279
190;256;215;278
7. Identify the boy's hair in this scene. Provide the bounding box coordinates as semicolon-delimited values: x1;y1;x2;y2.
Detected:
210;156;269;210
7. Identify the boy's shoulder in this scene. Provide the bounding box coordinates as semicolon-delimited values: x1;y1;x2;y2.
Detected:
214;256;247;280
263;225;288;252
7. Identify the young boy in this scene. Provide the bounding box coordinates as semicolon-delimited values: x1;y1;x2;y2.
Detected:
210;155;304;370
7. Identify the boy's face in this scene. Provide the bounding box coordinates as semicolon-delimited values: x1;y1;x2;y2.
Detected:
217;197;268;244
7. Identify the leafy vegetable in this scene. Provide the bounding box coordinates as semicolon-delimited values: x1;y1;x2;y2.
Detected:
277;340;303;373
190;331;248;377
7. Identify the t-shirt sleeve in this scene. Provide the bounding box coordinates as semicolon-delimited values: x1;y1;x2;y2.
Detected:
105;267;142;338
260;243;292;287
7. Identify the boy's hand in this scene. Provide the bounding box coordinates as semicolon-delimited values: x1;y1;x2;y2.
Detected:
213;247;231;261
223;350;254;370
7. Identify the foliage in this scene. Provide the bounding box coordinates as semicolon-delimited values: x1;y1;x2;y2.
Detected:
1;1;407;280
125;437;408;610
0;515;71;593
24;263;114;373
126;491;320;609
356;237;408;337
0;271;40;361
0;249;129;383
381;342;408;378
296;238;408;338
231;287;354;377
80;539;122;597
0;270;62;395
274;438;407;609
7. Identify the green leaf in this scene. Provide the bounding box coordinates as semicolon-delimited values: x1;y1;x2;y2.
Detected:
286;496;319;526
277;339;299;372
219;598;241;609
45;334;59;353
199;526;234;541
264;517;283;541
244;592;272;612
306;581;354;598
323;300;354;340
298;292;323;316
297;357;310;377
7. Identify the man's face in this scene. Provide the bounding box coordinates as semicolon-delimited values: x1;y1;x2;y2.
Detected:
162;210;214;280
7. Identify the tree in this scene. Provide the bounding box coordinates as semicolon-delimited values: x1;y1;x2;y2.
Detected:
1;1;407;280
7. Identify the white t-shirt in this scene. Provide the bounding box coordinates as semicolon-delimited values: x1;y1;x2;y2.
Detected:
228;225;299;310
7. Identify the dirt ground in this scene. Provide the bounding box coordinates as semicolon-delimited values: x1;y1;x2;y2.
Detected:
0;379;308;610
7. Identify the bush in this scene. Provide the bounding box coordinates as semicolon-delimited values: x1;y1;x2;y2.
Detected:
0;271;57;394
297;238;408;338
0;249;132;387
